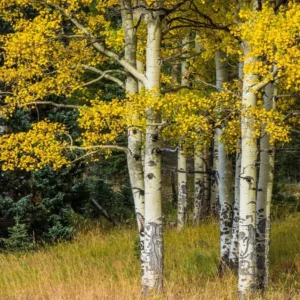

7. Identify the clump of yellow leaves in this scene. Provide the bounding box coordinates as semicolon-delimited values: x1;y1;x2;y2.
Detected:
0;121;70;171
78;99;127;147
239;3;300;89
0;1;112;114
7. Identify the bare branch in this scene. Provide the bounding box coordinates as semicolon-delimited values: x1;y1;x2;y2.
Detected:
26;101;80;109
161;85;190;94
0;92;13;95
91;199;119;226
253;66;279;92
161;147;178;153
194;78;241;98
68;144;129;154
81;66;126;89
162;51;202;64
45;2;147;85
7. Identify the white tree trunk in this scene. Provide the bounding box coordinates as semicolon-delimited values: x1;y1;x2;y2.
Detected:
171;63;179;86
218;129;234;269
210;135;219;215
215;51;234;271
193;150;205;226
177;38;189;230
177;143;187;230
192;36;205;224
238;42;258;295
204;148;211;216
121;0;146;277
142;15;163;294
181;37;189;86
256;82;276;290
229;144;241;270
229;63;243;270
137;60;145;92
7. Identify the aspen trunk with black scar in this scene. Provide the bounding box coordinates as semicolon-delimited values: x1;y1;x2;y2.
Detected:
229;144;241;270
192;37;205;225
177;143;187;230
229;63;243;271
215;50;234;271
218;128;234;271
238;42;258;295
193;150;205;226
211;134;219;215
204;148;211;216
121;0;146;277
177;37;189;230
256;82;276;291
142;14;164;294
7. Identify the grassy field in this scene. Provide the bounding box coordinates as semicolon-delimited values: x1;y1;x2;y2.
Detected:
0;214;299;300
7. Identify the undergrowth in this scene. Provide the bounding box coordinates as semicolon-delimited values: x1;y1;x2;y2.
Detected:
0;214;298;299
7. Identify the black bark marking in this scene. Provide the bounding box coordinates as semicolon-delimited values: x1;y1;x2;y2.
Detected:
147;173;156;180
136;212;145;251
239;224;256;264
180;181;187;196
151;133;158;142
240;176;254;183
239;260;255;276
257;218;266;234
133;154;140;160
147;160;157;167
147;222;163;272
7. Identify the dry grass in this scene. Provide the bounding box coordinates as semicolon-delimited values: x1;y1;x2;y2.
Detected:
0;215;299;300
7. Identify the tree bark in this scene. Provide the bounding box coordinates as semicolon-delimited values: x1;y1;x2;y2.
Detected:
137;60;145;92
215;51;234;272
210;135;219;216
120;0;146;278
193;150;205;226
203;148;211;216
238;42;258;295
229;144;241;270
177;143;187;230
192;36;206;224
218;128;234;271
229;63;243;270
177;37;189;230
142;15;164;294
256;82;276;291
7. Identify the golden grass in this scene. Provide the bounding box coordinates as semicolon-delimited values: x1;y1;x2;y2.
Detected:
0;214;299;300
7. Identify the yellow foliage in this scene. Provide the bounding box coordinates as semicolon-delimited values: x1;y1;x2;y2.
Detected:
238;3;300;89
0;121;70;171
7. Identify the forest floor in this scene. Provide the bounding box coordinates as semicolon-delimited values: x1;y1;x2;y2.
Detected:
0;214;299;300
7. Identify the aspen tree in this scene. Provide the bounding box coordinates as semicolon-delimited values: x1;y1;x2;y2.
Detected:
229;142;241;270
211;132;219;215
192;37;206;224
229;63;243;270
193;149;205;225
256;81;276;290
120;0;146;276
142;9;164;294
177;37;189;230
236;1;299;294
215;50;234;271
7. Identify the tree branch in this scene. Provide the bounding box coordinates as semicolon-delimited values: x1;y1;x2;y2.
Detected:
253;65;279;92
91;199;119;226
26;101;80;109
68;145;129;154
45;2;147;85
81;66;126;89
